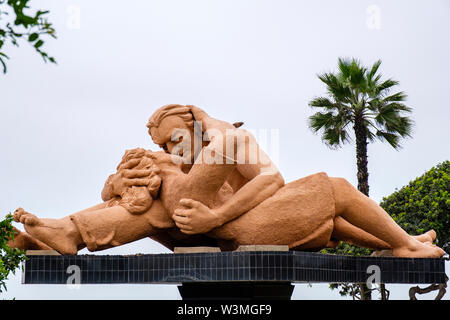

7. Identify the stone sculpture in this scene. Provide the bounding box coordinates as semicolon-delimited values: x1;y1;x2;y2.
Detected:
8;105;445;258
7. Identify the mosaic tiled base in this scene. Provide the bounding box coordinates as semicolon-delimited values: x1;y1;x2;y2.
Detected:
22;251;447;285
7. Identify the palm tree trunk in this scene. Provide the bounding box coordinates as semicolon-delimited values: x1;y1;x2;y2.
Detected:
354;121;370;197
354;119;372;300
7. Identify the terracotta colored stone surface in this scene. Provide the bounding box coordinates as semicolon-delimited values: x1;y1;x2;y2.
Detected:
212;172;335;251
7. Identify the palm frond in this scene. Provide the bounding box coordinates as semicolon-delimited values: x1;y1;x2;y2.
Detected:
383;91;407;103
374;104;399;126
384;116;413;137
309;57;413;152
385;102;412;113
375;78;400;96
309;110;352;148
318;72;353;103
309;112;335;132
337;57;353;79
322;126;351;147
349;61;367;88
376;131;401;149
309;97;338;110
367;59;382;82
363;118;378;142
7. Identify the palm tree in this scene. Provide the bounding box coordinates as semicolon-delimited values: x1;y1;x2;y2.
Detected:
308;58;413;300
308;58;413;197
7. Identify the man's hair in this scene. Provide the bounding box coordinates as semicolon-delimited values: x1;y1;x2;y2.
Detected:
147;104;194;129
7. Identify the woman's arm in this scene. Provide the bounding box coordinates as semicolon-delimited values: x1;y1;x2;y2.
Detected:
101;174;116;201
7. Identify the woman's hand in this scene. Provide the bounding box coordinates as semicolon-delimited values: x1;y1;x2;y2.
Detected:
172;198;223;234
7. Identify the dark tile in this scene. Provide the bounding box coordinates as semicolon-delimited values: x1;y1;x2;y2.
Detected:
263;254;269;267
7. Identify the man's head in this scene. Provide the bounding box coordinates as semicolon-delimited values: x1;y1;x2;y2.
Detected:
147;104;198;162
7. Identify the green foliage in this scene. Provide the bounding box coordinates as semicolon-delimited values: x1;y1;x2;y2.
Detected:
308;57;413;149
0;0;56;73
0;213;27;293
321;242;372;299
323;161;450;299
380;160;450;252
321;242;372;257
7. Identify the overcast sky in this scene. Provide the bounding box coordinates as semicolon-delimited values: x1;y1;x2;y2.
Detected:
0;0;448;300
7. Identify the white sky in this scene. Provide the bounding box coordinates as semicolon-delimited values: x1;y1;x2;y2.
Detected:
0;0;448;300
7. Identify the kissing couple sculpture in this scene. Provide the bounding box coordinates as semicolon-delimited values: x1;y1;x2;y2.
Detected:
8;104;445;258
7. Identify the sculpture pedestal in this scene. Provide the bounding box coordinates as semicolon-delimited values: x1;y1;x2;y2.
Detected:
22;250;447;300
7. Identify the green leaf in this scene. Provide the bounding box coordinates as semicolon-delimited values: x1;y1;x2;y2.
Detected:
28;33;38;41
0;56;6;73
34;39;44;48
0;1;57;74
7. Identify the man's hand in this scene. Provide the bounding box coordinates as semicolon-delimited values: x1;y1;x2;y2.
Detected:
104;158;154;200
186;105;235;132
109;169;153;196
173;199;222;234
186;105;209;123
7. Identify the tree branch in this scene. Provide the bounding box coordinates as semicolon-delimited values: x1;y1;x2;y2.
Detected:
409;276;448;300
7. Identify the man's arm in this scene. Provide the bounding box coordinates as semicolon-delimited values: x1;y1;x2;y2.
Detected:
173;109;285;234
214;163;284;227
212;129;284;226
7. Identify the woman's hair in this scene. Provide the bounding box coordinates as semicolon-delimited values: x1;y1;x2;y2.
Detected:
147;104;194;129
108;148;162;214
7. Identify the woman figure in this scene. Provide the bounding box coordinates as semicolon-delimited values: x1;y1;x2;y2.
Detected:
10;144;444;258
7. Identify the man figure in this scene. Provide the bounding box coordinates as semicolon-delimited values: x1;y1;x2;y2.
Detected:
145;104;285;235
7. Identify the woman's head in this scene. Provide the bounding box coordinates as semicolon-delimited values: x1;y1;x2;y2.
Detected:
115;148;163;214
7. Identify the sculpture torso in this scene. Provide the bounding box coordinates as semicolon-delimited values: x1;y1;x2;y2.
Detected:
145;160;236;250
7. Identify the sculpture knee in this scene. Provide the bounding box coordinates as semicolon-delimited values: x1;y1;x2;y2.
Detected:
329;177;356;215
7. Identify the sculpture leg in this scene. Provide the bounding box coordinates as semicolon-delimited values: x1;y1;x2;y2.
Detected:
331;216;436;250
331;216;391;250
330;177;444;258
13;204;156;255
70;204;156;252
70;202;109;215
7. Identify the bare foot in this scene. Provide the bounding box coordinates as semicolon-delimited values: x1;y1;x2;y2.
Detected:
7;226;53;251
392;238;445;258
13;207;80;255
412;230;437;244
14;208;40;226
373;230;438;256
